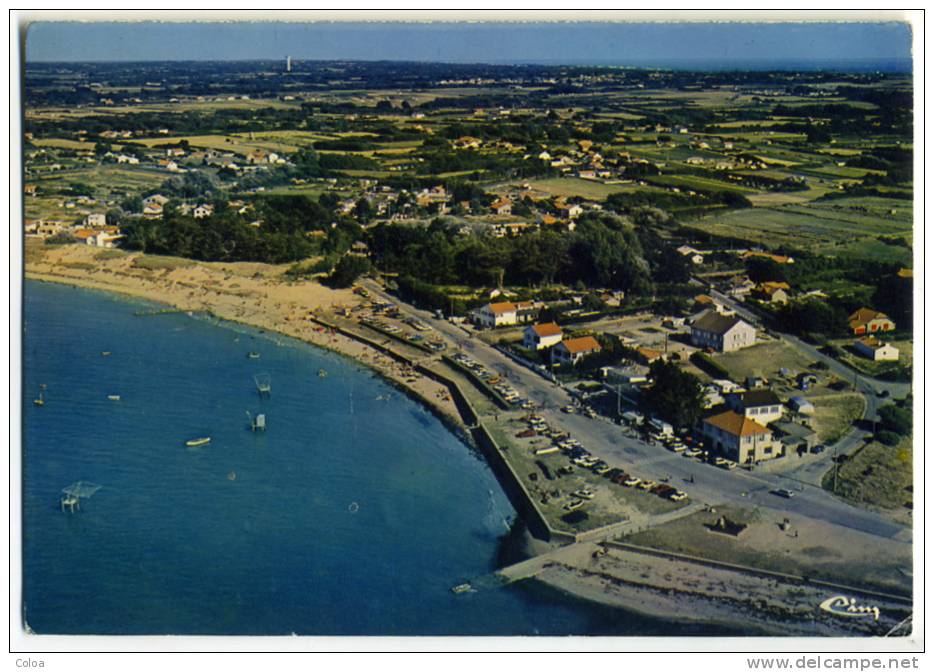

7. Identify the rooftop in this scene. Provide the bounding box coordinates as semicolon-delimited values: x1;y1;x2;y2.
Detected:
560;336;601;354
530;322;562;337
692;310;748;335
704;410;770;437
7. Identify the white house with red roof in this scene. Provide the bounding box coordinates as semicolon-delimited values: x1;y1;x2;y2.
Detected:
523;322;563;350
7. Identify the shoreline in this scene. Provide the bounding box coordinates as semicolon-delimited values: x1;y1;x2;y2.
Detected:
23;247;909;637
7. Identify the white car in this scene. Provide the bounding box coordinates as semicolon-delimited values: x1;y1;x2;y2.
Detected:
563;499;585;511
669;491;688;502
623;477;641;487
572;489;595;500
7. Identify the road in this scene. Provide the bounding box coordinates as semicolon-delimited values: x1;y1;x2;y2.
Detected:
361;279;911;544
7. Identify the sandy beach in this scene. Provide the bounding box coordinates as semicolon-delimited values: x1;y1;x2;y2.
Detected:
24;243;464;429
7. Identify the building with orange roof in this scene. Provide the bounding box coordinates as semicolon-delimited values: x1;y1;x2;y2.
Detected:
701;410;779;464
490;197;512;216
473;300;539;329
848;307;895;335
523;322;563;350
551;336;602;366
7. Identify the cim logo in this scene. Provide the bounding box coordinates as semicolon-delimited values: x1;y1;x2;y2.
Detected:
819;595;881;621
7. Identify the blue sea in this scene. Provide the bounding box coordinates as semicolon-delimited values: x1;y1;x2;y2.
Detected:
22;280;734;636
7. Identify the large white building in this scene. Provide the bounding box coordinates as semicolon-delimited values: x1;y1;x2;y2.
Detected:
523;322;563;350
691;311;756;352
472;301;538;329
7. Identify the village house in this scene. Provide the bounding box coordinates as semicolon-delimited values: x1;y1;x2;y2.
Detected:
559;203;583;219
165;147;186;157
115;154;139;164
473;301;538;329
142;194;169;218
636;346;666;364
551;336;602;366
726;389;784;425
676;245;705;264
523;322;563;350
724;275;756;297
193;204;214;219
693;294;723;312
24;184;38;196
691;311;756;352
853;336;900;362
755;281;791;304
158;159;181;172
74;226;122;248
848;308;896;335
702;410;780;464
246;149;279;165
83;213;107;228
453;136;482;150
490;198;513;216
491;222;536;238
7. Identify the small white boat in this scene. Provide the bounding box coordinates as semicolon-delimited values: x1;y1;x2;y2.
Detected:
318;369;328;378
451;583;472;595
101;351;111;357
247;352;261;359
107;395;121;401
185;437;211;447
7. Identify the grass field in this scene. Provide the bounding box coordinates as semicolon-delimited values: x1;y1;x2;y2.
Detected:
30;138;95;150
520;177;631;201
810;393;865;444
823;434;912;511
712;341;815;381
696;202;913;264
645;173;758;195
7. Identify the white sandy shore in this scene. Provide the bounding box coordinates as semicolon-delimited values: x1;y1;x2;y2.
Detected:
25;244;464;428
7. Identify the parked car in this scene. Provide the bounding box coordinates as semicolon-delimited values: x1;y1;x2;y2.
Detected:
772;488;795;499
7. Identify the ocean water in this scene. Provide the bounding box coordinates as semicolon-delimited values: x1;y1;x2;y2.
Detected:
22;280;734;636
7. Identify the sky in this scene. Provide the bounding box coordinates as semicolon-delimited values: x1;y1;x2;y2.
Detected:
25;21;913;70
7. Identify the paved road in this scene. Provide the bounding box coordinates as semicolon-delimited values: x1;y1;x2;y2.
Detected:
361;280;911;544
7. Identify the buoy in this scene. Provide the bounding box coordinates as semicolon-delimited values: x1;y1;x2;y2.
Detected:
228;471;237;481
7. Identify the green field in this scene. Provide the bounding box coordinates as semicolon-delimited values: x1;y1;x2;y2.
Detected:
520;177;632;201
713;341;816;381
645;173;758;195
695;200;913;264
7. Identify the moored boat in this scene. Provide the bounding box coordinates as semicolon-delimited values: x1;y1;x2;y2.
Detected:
185;437;211;447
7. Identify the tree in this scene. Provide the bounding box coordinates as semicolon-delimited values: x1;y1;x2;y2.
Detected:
643;360;704;428
878;404;912;436
328;255;371;288
354;197;374;224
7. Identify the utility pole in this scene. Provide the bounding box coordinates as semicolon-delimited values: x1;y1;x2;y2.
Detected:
833;443;839;493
